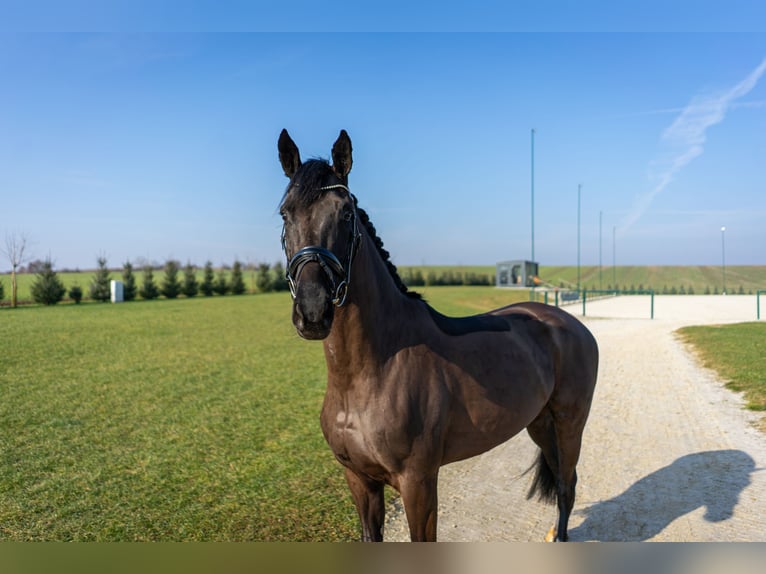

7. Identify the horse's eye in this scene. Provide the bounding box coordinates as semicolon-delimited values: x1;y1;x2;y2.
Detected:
342;210;353;222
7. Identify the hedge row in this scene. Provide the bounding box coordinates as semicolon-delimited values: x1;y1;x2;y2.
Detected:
9;258;290;307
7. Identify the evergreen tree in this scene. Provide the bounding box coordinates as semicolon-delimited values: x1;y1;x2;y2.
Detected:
0;279;4;301
255;263;273;293
68;284;83;304
182;262;198;298
200;261;215;296
230;260;246;295
122;261;137;301
139;266;160;300
161;259;182;299
213;268;229;295
30;259;66;306
272;262;289;292
90;256;111;302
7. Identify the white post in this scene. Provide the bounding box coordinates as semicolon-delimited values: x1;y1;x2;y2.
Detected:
110;280;124;303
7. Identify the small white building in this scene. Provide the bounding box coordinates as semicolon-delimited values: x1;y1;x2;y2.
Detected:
496;260;539;288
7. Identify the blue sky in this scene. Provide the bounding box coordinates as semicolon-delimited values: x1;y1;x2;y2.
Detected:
1;24;765;270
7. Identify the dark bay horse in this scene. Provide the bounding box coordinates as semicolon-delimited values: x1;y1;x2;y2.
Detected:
277;129;599;542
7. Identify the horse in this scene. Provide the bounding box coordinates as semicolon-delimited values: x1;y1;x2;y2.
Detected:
276;129;599;542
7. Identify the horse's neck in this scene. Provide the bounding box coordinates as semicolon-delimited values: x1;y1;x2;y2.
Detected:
323;235;418;378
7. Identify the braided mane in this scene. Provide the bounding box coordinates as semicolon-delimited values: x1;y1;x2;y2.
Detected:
282;159;422;301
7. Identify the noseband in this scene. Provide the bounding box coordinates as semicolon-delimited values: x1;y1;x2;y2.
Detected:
282;184;362;307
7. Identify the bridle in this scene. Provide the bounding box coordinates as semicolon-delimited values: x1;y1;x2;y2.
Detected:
282;184;362;307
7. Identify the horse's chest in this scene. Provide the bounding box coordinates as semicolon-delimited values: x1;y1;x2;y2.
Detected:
321;403;392;478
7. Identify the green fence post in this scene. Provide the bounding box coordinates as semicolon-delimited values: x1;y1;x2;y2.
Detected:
544;291;549;305
651;290;655;320
555;290;559;307
582;289;586;316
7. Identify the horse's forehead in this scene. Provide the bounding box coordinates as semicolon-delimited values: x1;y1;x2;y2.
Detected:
283;186;346;216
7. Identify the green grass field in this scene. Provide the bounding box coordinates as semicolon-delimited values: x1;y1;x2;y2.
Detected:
0;287;530;541
678;323;766;429
0;294;352;540
2;286;763;540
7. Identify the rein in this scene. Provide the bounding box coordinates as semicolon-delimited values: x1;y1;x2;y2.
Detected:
283;184;362;307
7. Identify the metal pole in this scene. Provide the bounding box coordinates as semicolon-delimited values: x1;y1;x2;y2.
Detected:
612;225;617;291
721;226;726;295
577;184;581;291
531;129;535;264
599;210;603;290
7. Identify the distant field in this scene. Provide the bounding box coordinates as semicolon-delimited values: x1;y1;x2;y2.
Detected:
539;265;766;294
397;265;766;294
3;265;766;305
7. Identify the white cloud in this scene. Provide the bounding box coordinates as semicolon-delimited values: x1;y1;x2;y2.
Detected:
621;58;766;232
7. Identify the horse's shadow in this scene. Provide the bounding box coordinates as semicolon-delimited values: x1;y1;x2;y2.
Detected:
569;449;756;541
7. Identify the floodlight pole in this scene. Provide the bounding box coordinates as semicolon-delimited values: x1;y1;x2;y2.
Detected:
612;225;617;291
577;184;581;291
531;128;535;264
599;210;603;290
721;226;726;295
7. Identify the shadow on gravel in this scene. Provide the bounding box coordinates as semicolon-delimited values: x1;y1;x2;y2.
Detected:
569;449;756;541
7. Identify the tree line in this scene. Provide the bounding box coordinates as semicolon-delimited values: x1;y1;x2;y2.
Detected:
3;257;291;307
401;269;493;287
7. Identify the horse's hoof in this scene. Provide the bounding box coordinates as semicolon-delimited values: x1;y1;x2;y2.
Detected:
544;526;557;542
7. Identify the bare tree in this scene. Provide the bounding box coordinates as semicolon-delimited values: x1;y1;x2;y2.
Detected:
2;232;30;308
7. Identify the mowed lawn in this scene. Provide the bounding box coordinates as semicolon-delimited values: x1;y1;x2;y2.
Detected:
678;323;766;429
1;294;354;541
0;287;530;541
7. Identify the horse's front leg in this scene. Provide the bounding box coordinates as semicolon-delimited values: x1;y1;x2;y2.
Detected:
344;468;385;541
399;472;439;542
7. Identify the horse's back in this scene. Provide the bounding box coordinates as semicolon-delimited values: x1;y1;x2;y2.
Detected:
492;302;599;391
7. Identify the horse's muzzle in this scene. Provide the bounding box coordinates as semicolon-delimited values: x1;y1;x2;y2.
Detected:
292;270;335;340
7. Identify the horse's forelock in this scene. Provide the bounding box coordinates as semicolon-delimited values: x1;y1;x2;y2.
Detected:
281;159;335;209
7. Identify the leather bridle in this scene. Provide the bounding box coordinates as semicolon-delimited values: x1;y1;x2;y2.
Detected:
282;184;362;307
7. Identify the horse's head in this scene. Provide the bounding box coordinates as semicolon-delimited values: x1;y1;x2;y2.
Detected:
278;129;361;340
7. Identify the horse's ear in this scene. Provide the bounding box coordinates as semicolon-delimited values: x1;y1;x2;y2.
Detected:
278;129;302;178
331;129;353;180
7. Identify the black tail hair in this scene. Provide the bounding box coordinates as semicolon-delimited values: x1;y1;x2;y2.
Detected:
526;451;558;505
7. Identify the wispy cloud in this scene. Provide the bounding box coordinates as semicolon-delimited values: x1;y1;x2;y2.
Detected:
621;58;766;232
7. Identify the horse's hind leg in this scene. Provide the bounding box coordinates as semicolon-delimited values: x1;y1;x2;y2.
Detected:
344;468;385;541
526;408;583;542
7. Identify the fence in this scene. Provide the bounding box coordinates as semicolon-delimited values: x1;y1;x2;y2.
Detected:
530;289;655;319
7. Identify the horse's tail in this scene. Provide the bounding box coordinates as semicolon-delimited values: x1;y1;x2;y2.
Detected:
525;450;557;504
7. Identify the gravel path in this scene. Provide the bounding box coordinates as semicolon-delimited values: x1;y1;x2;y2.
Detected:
384;295;766;541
